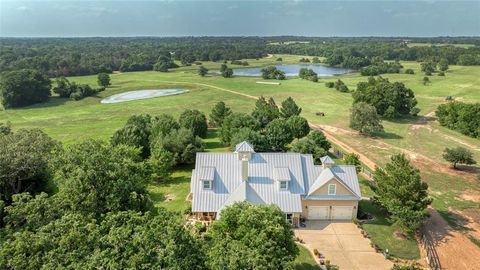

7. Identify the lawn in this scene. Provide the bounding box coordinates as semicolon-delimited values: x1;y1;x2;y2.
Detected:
293;244;321;270
1;54;479;244
359;200;420;260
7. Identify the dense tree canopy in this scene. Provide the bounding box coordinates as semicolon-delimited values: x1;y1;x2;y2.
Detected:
353;77;418;118
0;69;51;108
179;109;208;138
372;154;432;234
252;96;280;128
436;101;480;138
209;101;232;127
0;129;59;202
261;66;286;80
350;102;384;136
265;118;293;152
97;73;111;87
220;112;260;144
290;131;331;164
53;140;152;216
206;202;298;270
287;116;310;139
111;114;152;158
280;97;302;118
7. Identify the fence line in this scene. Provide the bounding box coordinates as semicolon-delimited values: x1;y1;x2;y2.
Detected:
420;227;442;270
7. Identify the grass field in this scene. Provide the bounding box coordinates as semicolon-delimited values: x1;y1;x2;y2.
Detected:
294;244;321;270
1;54;479;256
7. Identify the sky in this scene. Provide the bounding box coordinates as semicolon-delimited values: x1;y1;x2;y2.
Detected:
0;0;479;37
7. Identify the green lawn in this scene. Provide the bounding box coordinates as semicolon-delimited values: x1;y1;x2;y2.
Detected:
293;244;321;270
359;200;420;259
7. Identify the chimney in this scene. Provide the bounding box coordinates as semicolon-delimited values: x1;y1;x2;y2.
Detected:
241;155;248;181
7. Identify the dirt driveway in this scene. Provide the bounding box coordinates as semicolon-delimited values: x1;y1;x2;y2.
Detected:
295;221;393;270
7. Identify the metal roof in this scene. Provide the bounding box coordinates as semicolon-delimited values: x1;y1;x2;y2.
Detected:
273;167;291;181
197;167;215;181
234;141;255;153
191;147;361;213
320;156;335;164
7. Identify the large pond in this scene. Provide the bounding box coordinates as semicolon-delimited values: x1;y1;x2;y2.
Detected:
211;64;353;77
101;89;187;104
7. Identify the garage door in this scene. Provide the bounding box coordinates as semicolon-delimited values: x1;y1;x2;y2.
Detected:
308;206;329;220
331;206;353;220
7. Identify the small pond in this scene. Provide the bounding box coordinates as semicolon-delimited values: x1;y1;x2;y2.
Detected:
211;64;353;77
101;89;187;104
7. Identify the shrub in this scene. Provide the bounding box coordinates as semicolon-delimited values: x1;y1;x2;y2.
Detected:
325;82;335;88
405;69;415;74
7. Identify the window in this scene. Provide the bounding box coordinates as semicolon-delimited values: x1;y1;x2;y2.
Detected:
203;180;212;190
280;181;288;190
328;184;336;195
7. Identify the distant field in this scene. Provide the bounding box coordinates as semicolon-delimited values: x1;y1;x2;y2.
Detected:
1;54;479;238
406;42;477;48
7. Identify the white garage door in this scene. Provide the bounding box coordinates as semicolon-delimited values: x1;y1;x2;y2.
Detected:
331;206;353;220
308;206;329;220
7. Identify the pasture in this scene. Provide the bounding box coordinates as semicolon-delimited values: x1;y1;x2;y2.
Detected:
1;54;479;251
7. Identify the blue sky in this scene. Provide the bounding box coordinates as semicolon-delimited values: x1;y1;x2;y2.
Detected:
0;0;479;37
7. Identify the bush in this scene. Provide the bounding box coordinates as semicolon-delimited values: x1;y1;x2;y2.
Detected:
405;69;414;74
350;102;384;136
325;82;335;88
179;109;208;138
438;71;445;76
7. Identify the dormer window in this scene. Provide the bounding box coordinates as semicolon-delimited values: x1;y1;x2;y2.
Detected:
280;181;288;190
328;184;336;195
198;167;215;190
203;180;212;190
274;167;291;191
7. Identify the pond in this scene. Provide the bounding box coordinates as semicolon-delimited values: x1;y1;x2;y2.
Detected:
211;64;353;77
101;89;188;104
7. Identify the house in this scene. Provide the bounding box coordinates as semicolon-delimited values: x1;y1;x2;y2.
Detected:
189;141;361;225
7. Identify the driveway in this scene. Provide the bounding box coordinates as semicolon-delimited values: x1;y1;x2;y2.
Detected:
295;221;393;270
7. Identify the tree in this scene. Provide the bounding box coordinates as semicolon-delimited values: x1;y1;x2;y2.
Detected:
52;77;73;97
265;118;293;152
198;66;208;77
179;109;208;138
334;79;349;92
0;121;11;135
97;73;111;87
435;101;480;138
350;102;384;136
150;128;204;165
372;154;432;234
111;114;152;158
298;68;318;82
260;66;286;80
290;135;329;164
209;101;232;127
287;116;310;139
252;96;280;128
438;58;449;72
353;77;418;118
307;130;331;151
220;113;260;144
153;55;178;72
421;60;436;74
443;147;477;169
280;97;302;118
423;76;430;85
222;68;234;78
150;114;180;139
312;57;321;63
0;69;51;108
230;127;270;152
53;140;152;216
206;202;298;270
344;153;361;172
0;129;59;202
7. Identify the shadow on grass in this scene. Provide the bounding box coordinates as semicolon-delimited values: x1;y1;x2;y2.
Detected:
437;209;473;233
8;96;69;110
376;131;403;140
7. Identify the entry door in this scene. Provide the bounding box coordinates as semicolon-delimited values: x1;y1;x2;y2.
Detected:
308;206;329;220
331;206;353;220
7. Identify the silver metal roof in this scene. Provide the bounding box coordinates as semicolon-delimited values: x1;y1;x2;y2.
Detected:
191;146;361;213
273;167;291;181
306;166;361;199
197;167;215;181
320;156;335;164
235;141;255;153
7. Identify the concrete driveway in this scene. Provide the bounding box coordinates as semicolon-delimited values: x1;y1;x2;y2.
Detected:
295;221;393;270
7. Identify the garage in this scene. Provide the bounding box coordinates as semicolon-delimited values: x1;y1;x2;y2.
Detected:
308;206;329;220
331;206;353;220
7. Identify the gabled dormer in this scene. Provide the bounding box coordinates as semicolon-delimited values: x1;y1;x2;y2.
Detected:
274;167;291;191
198;167;215;190
320;156;335;169
234;141;255;161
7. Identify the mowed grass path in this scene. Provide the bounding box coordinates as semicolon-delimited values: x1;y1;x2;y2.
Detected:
1;54;479;237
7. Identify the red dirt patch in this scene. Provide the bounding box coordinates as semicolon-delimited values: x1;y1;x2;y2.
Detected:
393;231;407;240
